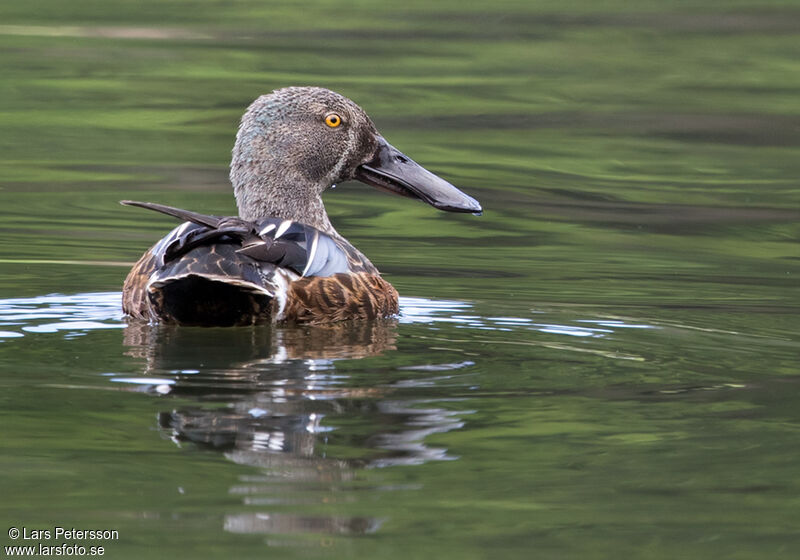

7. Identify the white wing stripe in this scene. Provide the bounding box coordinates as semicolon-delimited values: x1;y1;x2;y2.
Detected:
259;223;277;236
174;221;192;238
274;220;292;239
301;231;320;277
151;221;192;264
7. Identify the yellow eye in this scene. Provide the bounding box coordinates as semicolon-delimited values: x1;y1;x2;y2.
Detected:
324;113;342;128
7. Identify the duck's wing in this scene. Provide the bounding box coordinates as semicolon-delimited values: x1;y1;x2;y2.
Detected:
121;201;373;323
122;200;355;275
121;200;224;228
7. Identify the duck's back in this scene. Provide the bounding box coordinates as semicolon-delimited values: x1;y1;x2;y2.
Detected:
122;206;398;325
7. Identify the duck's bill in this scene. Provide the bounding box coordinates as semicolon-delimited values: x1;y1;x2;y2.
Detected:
354;137;482;214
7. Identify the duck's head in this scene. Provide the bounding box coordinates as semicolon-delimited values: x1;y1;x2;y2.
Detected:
230;87;482;232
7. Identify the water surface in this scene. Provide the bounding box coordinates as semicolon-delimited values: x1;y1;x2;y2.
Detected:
1;1;799;558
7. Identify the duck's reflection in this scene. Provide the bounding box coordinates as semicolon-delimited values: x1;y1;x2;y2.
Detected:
122;319;467;538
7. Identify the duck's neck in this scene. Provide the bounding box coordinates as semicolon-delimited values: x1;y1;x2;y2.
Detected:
230;153;339;238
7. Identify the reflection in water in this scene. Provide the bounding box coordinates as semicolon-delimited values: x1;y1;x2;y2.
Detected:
0;291;670;539
124;319;468;464
0;292;483;538
223;512;382;538
121;317;470;537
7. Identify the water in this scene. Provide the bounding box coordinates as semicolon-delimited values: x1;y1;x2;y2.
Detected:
1;1;800;558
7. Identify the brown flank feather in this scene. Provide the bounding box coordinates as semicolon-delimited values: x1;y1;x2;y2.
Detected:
285;273;399;324
123;247;158;320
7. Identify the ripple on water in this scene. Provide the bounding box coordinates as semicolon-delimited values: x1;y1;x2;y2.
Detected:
0;292;123;339
2;290;792;478
0;291;663;342
0;290;666;388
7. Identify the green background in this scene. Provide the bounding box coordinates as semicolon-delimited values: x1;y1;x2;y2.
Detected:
1;1;799;558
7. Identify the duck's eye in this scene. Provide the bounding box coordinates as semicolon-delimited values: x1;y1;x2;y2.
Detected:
324;113;342;128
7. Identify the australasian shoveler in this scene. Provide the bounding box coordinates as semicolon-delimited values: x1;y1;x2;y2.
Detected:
122;87;482;326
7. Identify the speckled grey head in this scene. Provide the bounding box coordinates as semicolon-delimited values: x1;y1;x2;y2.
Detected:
229;86;481;235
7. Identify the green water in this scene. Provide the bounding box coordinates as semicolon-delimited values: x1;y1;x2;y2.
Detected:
1;1;799;558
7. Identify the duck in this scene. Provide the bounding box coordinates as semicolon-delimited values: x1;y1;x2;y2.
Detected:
122;86;481;326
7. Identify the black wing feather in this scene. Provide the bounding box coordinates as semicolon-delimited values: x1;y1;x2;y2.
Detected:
121;200;225;229
237;238;309;272
122;200;351;277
